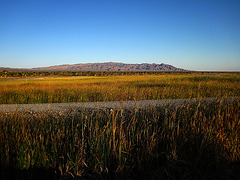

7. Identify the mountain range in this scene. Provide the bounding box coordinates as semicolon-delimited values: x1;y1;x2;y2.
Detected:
1;62;187;72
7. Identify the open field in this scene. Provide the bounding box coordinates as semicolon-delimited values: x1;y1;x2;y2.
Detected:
0;74;240;179
0;74;239;104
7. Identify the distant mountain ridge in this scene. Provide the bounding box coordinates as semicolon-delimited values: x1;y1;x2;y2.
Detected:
1;62;187;72
33;62;187;72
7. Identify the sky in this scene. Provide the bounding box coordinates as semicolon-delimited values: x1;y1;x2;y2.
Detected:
0;0;240;71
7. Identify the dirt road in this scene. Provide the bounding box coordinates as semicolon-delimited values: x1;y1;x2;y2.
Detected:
0;97;239;113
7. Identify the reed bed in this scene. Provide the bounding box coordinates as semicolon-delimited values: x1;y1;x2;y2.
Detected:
0;98;239;179
0;74;239;104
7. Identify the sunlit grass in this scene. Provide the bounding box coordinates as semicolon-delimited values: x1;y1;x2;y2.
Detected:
0;74;239;104
0;74;239;179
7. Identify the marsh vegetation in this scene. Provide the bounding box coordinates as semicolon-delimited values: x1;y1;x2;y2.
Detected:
0;74;239;104
0;73;239;179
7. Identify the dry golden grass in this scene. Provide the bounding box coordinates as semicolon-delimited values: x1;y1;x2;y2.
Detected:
0;74;239;104
0;74;239;179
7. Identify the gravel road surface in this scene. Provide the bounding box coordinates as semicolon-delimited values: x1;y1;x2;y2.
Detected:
0;77;63;81
0;97;239;113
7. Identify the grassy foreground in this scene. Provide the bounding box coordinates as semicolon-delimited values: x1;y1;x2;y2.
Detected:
0;74;239;104
0;98;240;179
0;74;239;179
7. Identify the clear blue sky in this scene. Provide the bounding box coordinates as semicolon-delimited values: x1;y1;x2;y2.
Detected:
0;0;239;71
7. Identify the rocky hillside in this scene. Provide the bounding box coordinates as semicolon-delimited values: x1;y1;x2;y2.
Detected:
31;62;186;72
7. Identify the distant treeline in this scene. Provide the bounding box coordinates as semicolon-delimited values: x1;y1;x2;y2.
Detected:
0;70;239;77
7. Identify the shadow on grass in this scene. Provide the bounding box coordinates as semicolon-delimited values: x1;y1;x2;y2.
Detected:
1;100;240;179
1;134;239;180
0;166;61;180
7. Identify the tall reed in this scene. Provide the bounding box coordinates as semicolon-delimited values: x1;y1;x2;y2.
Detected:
0;98;239;179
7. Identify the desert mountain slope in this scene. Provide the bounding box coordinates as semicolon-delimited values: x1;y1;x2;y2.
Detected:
1;62;187;72
31;62;187;72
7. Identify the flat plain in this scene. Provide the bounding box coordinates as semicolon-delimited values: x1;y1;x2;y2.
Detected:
0;73;239;179
0;74;239;104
